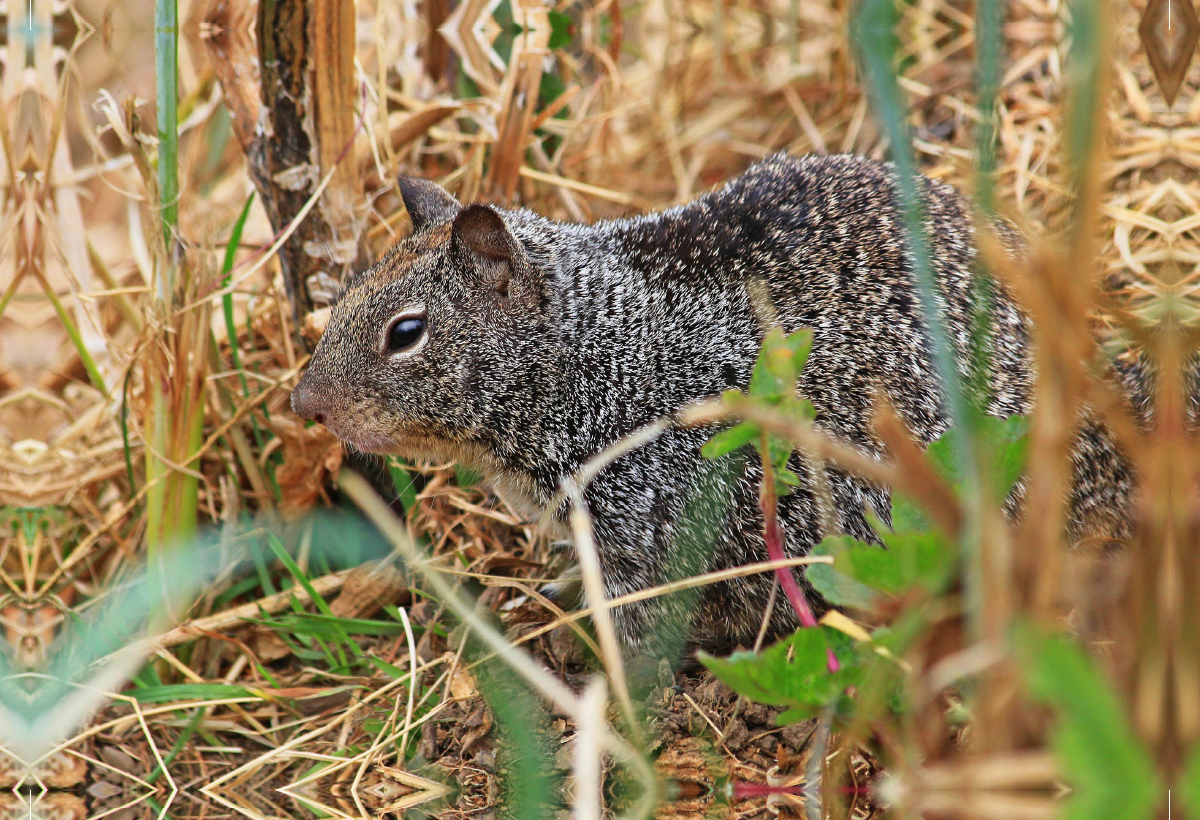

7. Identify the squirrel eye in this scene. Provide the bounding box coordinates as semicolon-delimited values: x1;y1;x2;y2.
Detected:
386;316;426;352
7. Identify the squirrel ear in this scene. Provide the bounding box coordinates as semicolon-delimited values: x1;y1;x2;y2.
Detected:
398;177;460;231
452;204;524;294
452;204;519;261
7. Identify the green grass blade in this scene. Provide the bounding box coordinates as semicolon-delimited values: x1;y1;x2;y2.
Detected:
130;683;256;703
973;0;1003;214
156;0;179;273
38;274;108;394
1064;0;1104;179
966;0;1003;453
145;707;205;785
222;193;256;391
120;368;137;494
388;457;420;512
266;535;364;662
852;0;976;447
853;0;987;637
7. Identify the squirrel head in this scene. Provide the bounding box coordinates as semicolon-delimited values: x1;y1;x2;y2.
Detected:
291;177;557;460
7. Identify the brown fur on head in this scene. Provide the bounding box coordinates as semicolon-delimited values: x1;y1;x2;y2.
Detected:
290;178;558;474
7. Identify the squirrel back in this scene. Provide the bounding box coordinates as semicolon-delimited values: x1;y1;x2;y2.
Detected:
292;154;1144;656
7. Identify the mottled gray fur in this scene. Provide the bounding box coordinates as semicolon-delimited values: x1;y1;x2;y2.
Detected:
291;154;1139;658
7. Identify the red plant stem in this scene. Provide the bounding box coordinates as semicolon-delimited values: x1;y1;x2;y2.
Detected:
732;782;870;799
759;436;840;672
732;782;805;799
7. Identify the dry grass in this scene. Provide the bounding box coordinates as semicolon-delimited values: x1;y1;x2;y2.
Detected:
1;0;1196;817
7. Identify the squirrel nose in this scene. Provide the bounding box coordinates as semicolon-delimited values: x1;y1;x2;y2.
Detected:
290;380;327;425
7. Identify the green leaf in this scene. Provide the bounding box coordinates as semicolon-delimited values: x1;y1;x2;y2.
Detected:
130;683;255;704
811;530;953;599
870;529;954;594
807;536;880;609
887;414;1028;535
1182;739;1200;819
775;467;801;487
784;395;818;423
388;456;420;512
702;422;759;459
889;492;931;534
706;328;816;466
835;541;905;593
748;329;786;398
366;655;407;680
455;464;483;487
988;414;1030;497
698;627;860;724
1014;625;1161;820
777;327;814;378
927;414;1028;500
547;10;573;48
748;328;813;399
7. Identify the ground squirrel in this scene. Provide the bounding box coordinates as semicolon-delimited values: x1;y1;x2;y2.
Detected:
291;153;1142;658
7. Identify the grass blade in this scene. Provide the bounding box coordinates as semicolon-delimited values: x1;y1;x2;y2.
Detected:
156;0;179;270
852;0;984;638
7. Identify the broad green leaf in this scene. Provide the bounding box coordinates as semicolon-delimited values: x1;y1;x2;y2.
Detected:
702;422;760;459
834;540;907;593
784;395;818;423
775;467;801;487
988;414;1030;497
1015;625;1161;820
748;328;788;397
807;536;880;609
810;530;953;599
698;626;860;724
776;327;814;382
749;328;813;399
870;529;954;594
889;492;931;534
928;414;1028;500
547;10;574;47
887;414;1027;535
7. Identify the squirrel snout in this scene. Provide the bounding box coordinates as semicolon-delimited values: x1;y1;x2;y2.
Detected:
290;379;327;425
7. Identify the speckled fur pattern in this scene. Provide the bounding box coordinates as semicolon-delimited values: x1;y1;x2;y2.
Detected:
292;154;1146;658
